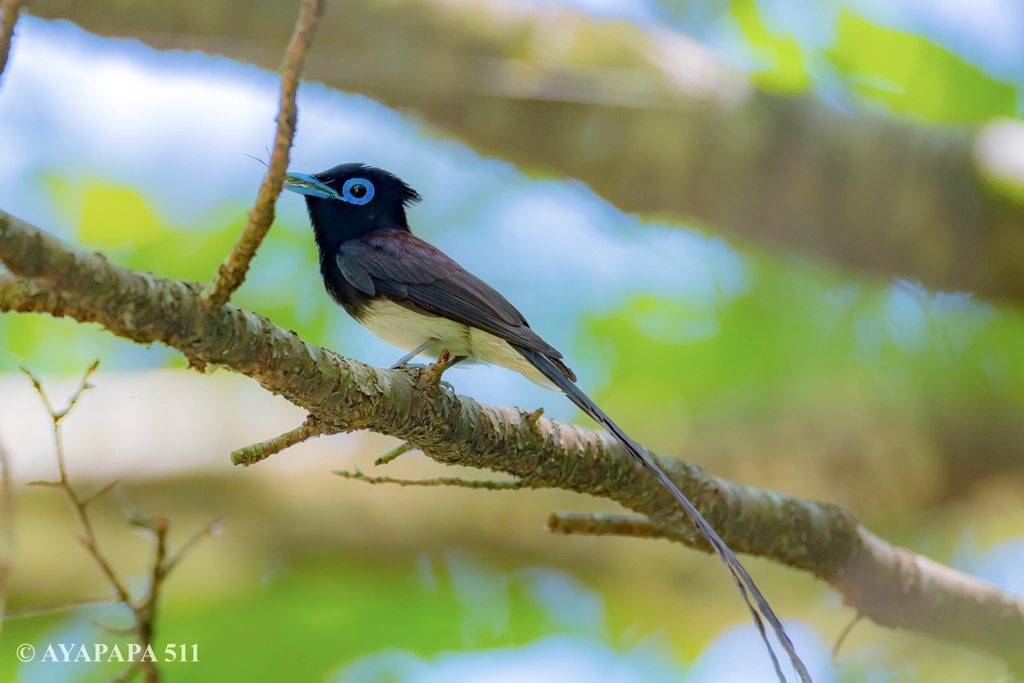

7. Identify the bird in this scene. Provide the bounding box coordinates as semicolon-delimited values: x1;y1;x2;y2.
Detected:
284;162;811;682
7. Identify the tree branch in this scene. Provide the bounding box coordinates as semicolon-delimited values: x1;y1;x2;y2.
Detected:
201;0;324;307
0;0;26;86
2;210;1022;669
27;0;1024;306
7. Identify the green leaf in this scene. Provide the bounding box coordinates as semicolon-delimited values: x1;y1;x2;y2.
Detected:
730;0;811;92
826;13;1018;122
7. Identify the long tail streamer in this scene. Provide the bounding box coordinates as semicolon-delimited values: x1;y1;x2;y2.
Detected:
514;345;813;683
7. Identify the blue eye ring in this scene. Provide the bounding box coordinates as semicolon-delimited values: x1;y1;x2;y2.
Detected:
342;178;374;205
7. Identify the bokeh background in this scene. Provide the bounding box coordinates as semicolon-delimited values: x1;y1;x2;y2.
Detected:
1;0;1023;680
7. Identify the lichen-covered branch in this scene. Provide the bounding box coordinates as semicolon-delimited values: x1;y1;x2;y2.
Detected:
202;0;324;307
27;0;1024;306
2;211;1022;669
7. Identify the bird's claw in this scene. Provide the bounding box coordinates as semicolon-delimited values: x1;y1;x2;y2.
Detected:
391;361;427;370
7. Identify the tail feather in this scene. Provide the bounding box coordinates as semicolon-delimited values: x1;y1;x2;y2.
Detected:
513;345;812;683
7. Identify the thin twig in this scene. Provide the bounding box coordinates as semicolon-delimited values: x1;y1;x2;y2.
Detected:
545;512;666;539
136;517;169;683
832;613;863;663
0;433;13;637
4;594;120;620
25;362;135;607
375;441;414;466
0;0;26;86
20;364;220;683
335;468;529;490
162;518;221;576
202;0;325;307
231;415;333;466
80;479;121;507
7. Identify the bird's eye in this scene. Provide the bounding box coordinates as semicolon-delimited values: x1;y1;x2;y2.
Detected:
342;178;374;205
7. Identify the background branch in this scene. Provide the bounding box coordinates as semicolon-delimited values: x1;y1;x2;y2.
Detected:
0;0;25;86
26;0;1024;306
2;210;1021;669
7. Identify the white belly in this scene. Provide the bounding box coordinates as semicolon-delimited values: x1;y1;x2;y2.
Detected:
357;299;557;390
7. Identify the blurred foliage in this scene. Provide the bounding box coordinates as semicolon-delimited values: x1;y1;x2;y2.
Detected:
582;253;1024;518
826;13;1018;122
719;0;1020;122
586;258;1024;421
0;554;577;682
730;0;811;92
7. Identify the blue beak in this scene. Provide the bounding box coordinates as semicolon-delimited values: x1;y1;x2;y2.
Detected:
283;171;345;201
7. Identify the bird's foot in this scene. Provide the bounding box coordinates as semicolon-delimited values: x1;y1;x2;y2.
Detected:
390;339;436;369
391;362;428;371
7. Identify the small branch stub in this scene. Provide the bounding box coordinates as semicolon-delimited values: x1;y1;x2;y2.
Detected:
335;468;528;491
375;441;414;466
546;512;664;539
232;415;331;466
415;348;456;390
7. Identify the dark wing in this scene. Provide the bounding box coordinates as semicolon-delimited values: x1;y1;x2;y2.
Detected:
337;230;574;377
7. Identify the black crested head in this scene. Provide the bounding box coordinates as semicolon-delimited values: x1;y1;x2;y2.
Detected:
285;162;422;248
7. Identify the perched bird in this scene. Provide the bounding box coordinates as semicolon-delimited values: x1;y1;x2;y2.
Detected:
285;162;810;682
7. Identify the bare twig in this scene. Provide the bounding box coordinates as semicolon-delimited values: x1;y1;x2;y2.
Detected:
546;512;665;540
163;518;221;576
201;0;325;307
232;414;334;465
4;594;121;620
80;478;121;507
22;362;137;606
0;0;26;85
0;434;13;637
22;364;221;683
135;516;169;682
375;441;414;466
831;613;863;664
335;468;529;490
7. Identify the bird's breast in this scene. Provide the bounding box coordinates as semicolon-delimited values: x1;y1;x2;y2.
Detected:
357;298;473;358
356;299;558;390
